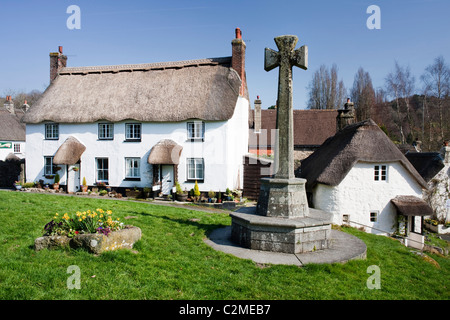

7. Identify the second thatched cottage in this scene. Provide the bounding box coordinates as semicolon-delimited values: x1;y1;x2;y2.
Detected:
22;28;249;196
298;119;433;248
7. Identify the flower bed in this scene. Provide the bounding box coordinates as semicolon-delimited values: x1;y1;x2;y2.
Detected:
34;208;141;253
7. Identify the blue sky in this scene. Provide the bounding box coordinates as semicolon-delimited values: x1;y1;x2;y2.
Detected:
1;0;449;109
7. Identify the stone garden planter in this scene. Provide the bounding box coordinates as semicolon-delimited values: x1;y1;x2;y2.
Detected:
34;226;142;254
425;221;450;234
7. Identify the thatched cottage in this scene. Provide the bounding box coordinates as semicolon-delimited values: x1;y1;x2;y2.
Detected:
0;96;26;161
23;28;249;195
406;143;450;223
298;119;432;246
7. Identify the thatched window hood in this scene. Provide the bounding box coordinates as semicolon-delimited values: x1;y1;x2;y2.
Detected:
148;139;183;165
391;195;433;216
22;57;243;124
53;136;86;165
298;119;428;191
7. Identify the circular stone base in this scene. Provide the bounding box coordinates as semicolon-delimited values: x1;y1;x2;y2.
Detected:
204;227;366;266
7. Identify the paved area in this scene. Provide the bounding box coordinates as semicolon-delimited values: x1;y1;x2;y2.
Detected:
204;226;367;266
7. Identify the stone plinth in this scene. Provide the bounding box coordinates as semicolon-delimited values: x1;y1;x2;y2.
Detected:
34;226;142;254
230;208;332;254
256;177;309;218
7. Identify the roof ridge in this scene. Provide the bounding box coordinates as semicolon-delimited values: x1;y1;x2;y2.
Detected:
59;57;231;75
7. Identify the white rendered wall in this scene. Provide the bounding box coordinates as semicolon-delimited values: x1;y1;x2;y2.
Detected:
312;161;423;235
25;99;249;193
0;141;25;161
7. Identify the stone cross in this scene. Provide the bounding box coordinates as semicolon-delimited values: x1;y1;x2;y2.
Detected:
265;36;308;180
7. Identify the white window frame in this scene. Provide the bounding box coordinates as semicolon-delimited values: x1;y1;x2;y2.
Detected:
45;123;59;140
125;123;141;141
374;165;387;181
125;157;140;179
44;156;54;175
187;121;205;140
187;158;204;181
98;123;114;140
96;158;109;183
13;143;21;153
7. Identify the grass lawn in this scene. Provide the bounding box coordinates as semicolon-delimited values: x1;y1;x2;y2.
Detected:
0;190;448;300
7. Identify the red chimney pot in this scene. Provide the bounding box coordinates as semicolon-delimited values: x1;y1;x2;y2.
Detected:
59;46;63;54
235;28;242;39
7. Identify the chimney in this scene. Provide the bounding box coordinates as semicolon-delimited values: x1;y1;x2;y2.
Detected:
4;95;14;114
254;96;262;133
22;100;30;112
336;98;355;132
50;46;67;83
231;28;247;96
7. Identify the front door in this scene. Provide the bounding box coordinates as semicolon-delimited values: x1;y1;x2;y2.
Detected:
161;165;174;195
67;164;80;193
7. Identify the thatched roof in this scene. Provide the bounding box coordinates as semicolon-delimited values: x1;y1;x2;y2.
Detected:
405;151;445;182
53;136;86;165
391;195;433;216
249;109;338;148
23;57;242;124
0;109;25;141
298;119;428;190
148;139;183;165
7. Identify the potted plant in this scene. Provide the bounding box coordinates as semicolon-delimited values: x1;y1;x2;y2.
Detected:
208;190;216;203
14;181;22;191
193;180;201;202
53;174;60;190
81;177;88;192
175;182;188;202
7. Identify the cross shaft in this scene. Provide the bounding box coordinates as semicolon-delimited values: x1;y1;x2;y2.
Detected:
264;35;308;179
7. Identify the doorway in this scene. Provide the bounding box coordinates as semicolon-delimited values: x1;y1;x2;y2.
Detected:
161;165;174;195
67;163;80;193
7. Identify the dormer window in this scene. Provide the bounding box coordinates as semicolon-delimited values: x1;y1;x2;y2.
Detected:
187;121;205;141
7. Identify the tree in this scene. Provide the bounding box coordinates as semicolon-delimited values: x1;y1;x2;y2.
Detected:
385;61;415;144
350;67;375;121
421;55;450;141
306;64;346;110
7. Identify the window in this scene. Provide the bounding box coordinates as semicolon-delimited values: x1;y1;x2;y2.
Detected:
14;143;20;153
125;158;140;179
44;156;54;175
374;165;387;181
187;121;205;140
370;211;378;222
187;158;204;180
98;123;114;140
125;123;141;141
96;158;109;182
45;123;59;140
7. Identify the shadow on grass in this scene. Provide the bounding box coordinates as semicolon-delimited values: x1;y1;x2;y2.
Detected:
133;210;229;237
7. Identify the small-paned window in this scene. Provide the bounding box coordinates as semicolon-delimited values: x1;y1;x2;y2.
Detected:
187;158;204;180
96;158;109;182
45;123;59;140
98;123;114;140
125;157;140;178
374;165;387;181
187;121;205;140
125;123;141;141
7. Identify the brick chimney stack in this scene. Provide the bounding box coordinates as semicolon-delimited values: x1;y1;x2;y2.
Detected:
336;98;355;132
50;46;67;83
4;95;14;114
231;28;247;96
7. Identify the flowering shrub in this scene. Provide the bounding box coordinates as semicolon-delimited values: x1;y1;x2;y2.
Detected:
43;208;124;237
